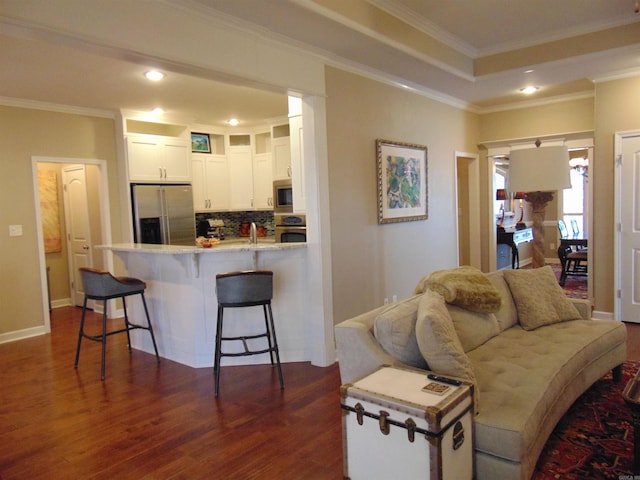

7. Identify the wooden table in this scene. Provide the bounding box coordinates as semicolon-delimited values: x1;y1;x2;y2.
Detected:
560;235;588;248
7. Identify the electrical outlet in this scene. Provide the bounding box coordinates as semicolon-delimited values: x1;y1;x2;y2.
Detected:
8;224;23;237
392;294;397;302
383;297;389;305
549;243;555;250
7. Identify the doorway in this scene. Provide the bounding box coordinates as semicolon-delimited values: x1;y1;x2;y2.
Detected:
32;156;113;331
455;152;481;268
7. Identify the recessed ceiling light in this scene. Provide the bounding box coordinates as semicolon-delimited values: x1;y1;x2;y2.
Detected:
524;69;534;74
227;119;239;126
520;86;539;95
144;70;165;81
151;108;165;116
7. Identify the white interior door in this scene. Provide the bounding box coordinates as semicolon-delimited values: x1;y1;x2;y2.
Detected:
62;165;93;306
615;131;640;322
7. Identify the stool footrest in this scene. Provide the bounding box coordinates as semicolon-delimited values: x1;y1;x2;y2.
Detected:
219;348;275;358
80;324;153;343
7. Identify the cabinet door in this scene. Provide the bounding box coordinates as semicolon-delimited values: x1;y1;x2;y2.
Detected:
127;136;164;182
128;136;191;182
206;155;230;211
272;136;291;180
191;155;208;211
163;140;191;182
228;146;254;210
253;153;273;209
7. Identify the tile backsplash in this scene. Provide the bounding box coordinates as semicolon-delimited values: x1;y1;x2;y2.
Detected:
195;211;275;238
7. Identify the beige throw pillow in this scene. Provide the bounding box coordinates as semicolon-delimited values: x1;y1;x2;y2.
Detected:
415;290;476;385
485;271;518;331
503;266;582;331
374;295;429;369
446;305;500;352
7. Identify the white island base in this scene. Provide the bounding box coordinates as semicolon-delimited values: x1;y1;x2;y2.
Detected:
99;242;316;369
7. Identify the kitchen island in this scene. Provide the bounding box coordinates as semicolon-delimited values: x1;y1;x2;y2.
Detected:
98;241;311;369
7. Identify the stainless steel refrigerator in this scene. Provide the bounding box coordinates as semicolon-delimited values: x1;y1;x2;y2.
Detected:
131;184;196;246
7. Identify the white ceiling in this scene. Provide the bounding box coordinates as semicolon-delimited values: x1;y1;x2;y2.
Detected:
1;0;639;123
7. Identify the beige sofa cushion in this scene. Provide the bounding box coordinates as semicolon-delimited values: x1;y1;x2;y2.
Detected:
485;271;518;331
373;295;428;369
468;319;627;465
503;266;581;330
414;266;502;313
447;305;500;353
415;291;476;385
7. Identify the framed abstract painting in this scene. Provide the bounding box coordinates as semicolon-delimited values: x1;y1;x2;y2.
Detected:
376;139;428;224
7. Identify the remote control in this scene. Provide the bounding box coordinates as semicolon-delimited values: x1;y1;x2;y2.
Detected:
427;374;462;386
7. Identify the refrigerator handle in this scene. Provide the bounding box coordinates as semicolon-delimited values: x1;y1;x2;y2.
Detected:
159;188;170;244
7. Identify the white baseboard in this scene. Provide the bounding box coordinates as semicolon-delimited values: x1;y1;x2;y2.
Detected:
592;310;615;321
51;298;72;309
0;326;48;344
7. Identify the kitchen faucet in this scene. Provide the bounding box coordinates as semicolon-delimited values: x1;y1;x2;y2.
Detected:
249;222;257;245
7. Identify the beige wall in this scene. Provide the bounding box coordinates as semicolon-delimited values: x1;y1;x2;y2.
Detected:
0;106;118;335
479;97;595;141
326;67;480;324
594;76;640;312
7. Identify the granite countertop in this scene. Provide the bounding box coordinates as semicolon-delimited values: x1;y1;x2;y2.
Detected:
97;239;305;254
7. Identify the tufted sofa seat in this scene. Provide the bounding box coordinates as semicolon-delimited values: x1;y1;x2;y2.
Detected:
469;319;626;479
335;267;626;480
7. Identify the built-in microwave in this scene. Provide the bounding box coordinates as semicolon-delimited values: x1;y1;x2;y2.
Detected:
273;179;293;213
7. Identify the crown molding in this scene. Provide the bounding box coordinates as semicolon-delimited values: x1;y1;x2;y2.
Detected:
0;96;115;118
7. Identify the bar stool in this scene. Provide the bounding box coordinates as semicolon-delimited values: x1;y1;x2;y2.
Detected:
214;270;284;397
75;267;160;380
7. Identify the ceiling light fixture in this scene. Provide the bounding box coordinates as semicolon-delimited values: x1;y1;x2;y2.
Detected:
151;108;165;116
144;70;165;81
227;119;239;126
524;69;534;74
520;86;539;95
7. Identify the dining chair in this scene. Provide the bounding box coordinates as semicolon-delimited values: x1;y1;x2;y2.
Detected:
557;220;569;239
557;246;587;286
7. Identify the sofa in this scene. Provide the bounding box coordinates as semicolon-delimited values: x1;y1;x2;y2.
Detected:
335;266;627;480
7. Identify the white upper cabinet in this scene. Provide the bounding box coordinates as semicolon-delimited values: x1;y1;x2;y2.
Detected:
272;123;291;180
253;152;273;209
127;135;191;183
228;137;254;210
254;132;273;209
192;153;229;211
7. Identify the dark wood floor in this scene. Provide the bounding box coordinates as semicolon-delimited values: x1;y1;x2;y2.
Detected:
0;307;343;479
1;307;639;479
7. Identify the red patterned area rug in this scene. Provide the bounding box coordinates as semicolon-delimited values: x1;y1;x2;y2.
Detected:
532;360;639;479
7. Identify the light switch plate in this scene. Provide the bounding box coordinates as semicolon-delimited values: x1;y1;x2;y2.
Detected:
9;224;23;237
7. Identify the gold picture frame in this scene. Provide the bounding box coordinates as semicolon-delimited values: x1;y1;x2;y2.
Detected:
376;139;428;224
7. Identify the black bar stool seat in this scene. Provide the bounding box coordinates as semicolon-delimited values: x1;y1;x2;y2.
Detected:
214;270;284;396
75;267;160;380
